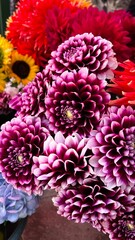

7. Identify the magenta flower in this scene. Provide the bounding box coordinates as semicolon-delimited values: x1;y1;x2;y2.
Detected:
45;67;110;136
88;105;135;190
0;115;49;195
47;32;118;80
9;68;51;118
52;177;134;225
107;211;135;240
32;131;91;189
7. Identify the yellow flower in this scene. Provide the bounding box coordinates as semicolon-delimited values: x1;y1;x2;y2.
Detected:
0;35;13;68
0;66;10;92
9;51;39;85
69;0;92;8
0;79;6;92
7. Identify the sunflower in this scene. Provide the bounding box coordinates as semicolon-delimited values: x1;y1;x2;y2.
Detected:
9;51;39;85
0;35;13;69
0;78;6;92
0;65;10;92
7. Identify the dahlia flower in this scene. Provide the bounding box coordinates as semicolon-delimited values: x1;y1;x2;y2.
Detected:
0;115;49;195
0;173;39;224
108;60;135;106
44;6;76;54
32;131;91;189
9;68;51;118
45;68;110;136
48;32;118;80
6;0;89;67
108;9;135;61
52;177;134;225
88;105;135;190
71;7;132;62
107;211;135;240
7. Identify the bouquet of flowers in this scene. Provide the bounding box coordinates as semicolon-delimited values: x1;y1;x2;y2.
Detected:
0;0;135;239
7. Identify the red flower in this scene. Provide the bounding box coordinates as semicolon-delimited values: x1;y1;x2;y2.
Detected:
71;7;132;62
109;10;135;61
6;0;87;67
108;60;135;105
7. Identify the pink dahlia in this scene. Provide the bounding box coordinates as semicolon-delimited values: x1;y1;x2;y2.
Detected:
71;7;132;62
48;32;118;80
107;211;135;240
88;105;135;190
32;131;91;189
9;68;51;118
45;67;110;136
52;177;133;225
0;116;49;195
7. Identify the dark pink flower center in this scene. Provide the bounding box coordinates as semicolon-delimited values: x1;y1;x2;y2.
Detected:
63;47;80;62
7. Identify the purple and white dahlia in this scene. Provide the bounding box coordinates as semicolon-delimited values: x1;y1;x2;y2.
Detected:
32;131;91;189
9;68;51;118
52;177;133;225
88;105;135;190
47;32;118;80
0;115;49;195
0;173;39;224
45;67;110;136
107;211;135;240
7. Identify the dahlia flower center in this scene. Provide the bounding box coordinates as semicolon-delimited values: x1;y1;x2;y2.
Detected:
12;60;30;79
7;147;28;167
64;47;79;62
63;108;74;121
66;110;73;120
17;155;23;163
125;132;135;157
127;223;135;231
0;48;4;68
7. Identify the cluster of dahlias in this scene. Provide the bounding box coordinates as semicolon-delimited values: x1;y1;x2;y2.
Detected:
0;0;135;239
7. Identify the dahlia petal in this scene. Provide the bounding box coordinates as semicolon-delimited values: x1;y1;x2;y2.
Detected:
64;148;79;160
89;156;99;168
56;143;68;156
